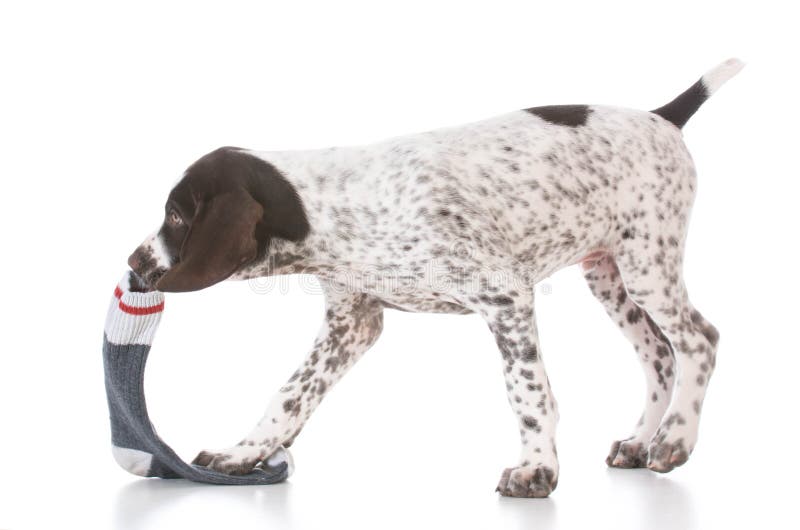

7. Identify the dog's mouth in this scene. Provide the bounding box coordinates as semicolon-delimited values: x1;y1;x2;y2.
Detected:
129;267;168;292
128;245;170;292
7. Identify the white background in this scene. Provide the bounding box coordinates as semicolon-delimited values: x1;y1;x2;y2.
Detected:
1;1;798;529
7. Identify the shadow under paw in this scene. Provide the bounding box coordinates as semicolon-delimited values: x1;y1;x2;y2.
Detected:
496;465;558;498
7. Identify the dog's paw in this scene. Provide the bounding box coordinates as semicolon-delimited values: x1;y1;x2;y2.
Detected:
192;445;265;476
496;465;558;498
606;439;648;468
646;439;690;473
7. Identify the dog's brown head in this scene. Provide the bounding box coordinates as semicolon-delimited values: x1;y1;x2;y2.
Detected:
128;147;310;292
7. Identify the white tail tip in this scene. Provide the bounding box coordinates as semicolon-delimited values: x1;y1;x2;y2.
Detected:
702;58;745;95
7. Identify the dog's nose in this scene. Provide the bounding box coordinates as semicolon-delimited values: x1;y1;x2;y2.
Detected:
128;252;141;271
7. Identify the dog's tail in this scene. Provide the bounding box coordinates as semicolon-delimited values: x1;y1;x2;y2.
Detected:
651;58;744;129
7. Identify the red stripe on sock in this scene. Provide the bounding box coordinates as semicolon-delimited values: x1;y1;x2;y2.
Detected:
118;300;165;315
114;285;164;315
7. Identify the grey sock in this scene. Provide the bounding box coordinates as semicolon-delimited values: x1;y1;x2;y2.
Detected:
102;271;291;485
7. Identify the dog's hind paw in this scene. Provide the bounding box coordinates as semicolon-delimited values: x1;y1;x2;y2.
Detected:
647;439;690;473
496;465;558;498
606;439;648;468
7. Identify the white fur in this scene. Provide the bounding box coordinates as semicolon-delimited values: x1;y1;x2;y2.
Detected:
702;58;744;95
150;232;172;268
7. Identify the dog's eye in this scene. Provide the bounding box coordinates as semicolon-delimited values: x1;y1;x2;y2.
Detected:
167;210;183;226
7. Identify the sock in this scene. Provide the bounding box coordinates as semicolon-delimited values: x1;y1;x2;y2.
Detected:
103;271;292;485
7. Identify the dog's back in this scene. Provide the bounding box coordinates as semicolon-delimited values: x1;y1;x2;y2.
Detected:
250;59;742;284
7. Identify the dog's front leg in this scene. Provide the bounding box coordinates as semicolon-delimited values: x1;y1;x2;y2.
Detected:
192;283;384;475
473;291;560;498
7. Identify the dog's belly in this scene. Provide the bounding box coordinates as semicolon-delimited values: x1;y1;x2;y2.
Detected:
375;291;473;314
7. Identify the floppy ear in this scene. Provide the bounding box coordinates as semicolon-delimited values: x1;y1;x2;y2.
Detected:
155;188;264;293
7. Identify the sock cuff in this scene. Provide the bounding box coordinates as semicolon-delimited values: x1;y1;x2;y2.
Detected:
105;271;165;345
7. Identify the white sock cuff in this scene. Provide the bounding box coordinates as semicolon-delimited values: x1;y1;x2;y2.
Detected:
104;272;165;345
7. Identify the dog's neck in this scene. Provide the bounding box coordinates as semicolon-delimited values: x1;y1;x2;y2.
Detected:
232;146;385;282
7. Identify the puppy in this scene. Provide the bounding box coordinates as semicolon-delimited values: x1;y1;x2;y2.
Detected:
128;59;741;497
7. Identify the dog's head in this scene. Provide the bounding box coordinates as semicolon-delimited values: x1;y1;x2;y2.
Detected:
128;147;310;292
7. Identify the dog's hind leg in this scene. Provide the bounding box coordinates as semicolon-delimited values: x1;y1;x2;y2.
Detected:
614;237;719;473
582;254;676;468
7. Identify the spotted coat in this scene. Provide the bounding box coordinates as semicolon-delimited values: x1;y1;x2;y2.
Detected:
130;59;743;497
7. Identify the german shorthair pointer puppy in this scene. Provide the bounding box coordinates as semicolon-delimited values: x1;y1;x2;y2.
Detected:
128;59;742;497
